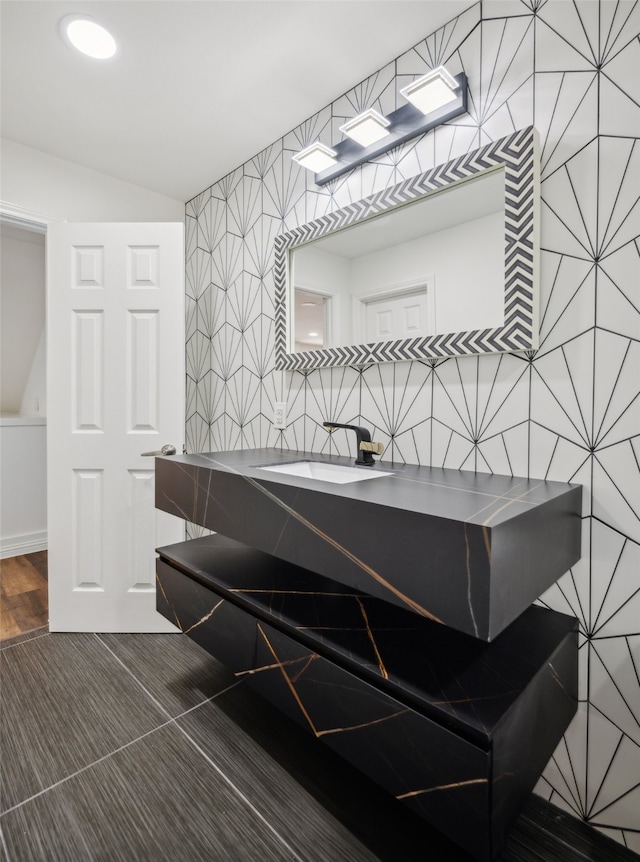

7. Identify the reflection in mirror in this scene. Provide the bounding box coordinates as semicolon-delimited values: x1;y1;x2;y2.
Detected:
294;288;329;352
291;169;505;352
275;126;539;369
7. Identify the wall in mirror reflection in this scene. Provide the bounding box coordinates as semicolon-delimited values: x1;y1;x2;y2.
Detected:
291;169;505;353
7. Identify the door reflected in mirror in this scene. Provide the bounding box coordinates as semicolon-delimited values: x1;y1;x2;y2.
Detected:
291;168;505;353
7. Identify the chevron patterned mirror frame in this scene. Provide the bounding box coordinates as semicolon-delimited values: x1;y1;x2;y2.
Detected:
274;126;539;369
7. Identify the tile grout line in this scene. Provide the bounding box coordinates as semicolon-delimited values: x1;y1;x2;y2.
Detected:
0;822;11;862
0;635;238;819
0;715;178;819
0;681;244;819
172;721;306;862
0;629;50;652
93;634;304;861
92;633;186;721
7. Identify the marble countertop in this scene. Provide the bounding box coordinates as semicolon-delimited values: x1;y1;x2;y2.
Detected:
156;448;582;641
163;447;581;529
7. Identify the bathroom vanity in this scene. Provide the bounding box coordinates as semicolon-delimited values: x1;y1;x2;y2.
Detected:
155;449;581;860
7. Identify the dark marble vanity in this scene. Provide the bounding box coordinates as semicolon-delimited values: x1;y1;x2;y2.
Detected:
155;449;582;860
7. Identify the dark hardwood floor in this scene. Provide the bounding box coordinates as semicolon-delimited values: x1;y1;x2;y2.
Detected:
0;550;48;640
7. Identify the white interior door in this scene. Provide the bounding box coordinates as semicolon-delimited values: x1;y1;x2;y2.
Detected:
365;291;430;341
47;222;185;632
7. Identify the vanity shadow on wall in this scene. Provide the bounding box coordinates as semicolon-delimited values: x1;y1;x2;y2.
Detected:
154;450;581;861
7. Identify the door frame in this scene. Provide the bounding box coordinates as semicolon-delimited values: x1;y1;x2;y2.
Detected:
0;201;57;232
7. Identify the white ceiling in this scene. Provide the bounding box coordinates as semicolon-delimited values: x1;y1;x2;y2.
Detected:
0;1;475;202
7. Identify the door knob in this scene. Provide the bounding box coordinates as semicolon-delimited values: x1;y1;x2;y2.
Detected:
141;444;176;457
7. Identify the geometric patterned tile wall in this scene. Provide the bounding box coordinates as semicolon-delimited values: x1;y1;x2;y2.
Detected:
185;0;640;850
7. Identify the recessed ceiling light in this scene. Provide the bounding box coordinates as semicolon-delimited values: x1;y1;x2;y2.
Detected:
301;301;317;308
61;15;117;60
308;332;319;338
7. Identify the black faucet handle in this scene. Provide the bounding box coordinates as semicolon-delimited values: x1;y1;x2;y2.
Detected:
323;421;379;465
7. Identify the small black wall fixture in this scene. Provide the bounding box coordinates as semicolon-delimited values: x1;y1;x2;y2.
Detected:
310;71;467;186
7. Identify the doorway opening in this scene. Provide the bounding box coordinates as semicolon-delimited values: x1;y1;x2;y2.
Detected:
0;213;49;640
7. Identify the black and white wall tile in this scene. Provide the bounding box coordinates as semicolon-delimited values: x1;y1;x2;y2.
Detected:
185;0;639;851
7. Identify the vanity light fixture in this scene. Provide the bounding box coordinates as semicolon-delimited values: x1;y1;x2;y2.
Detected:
399;66;458;115
292;142;338;173
292;66;467;186
61;15;117;59
340;109;390;147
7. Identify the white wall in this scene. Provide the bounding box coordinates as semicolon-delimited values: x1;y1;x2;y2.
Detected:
0;417;47;557
20;328;46;416
0;138;184;223
351;211;504;334
0;225;45;414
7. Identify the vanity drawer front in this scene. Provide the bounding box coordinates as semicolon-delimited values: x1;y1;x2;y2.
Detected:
156;559;257;674
247;620;492;861
158;560;493;858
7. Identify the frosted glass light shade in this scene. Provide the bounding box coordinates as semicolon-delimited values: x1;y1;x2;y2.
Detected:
62;16;117;59
340;109;391;147
292;142;338;173
400;66;458;115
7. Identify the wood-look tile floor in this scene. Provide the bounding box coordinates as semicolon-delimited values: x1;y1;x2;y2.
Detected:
0;552;48;641
1;630;638;862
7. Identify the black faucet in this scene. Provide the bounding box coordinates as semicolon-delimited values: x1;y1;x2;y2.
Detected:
323;421;383;466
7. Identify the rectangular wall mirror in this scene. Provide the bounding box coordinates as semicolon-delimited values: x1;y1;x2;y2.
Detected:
274;126;539;369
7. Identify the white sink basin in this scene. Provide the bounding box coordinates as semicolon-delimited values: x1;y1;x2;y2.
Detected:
257;460;393;484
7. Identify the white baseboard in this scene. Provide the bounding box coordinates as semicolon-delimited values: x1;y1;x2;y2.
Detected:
0;531;48;559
